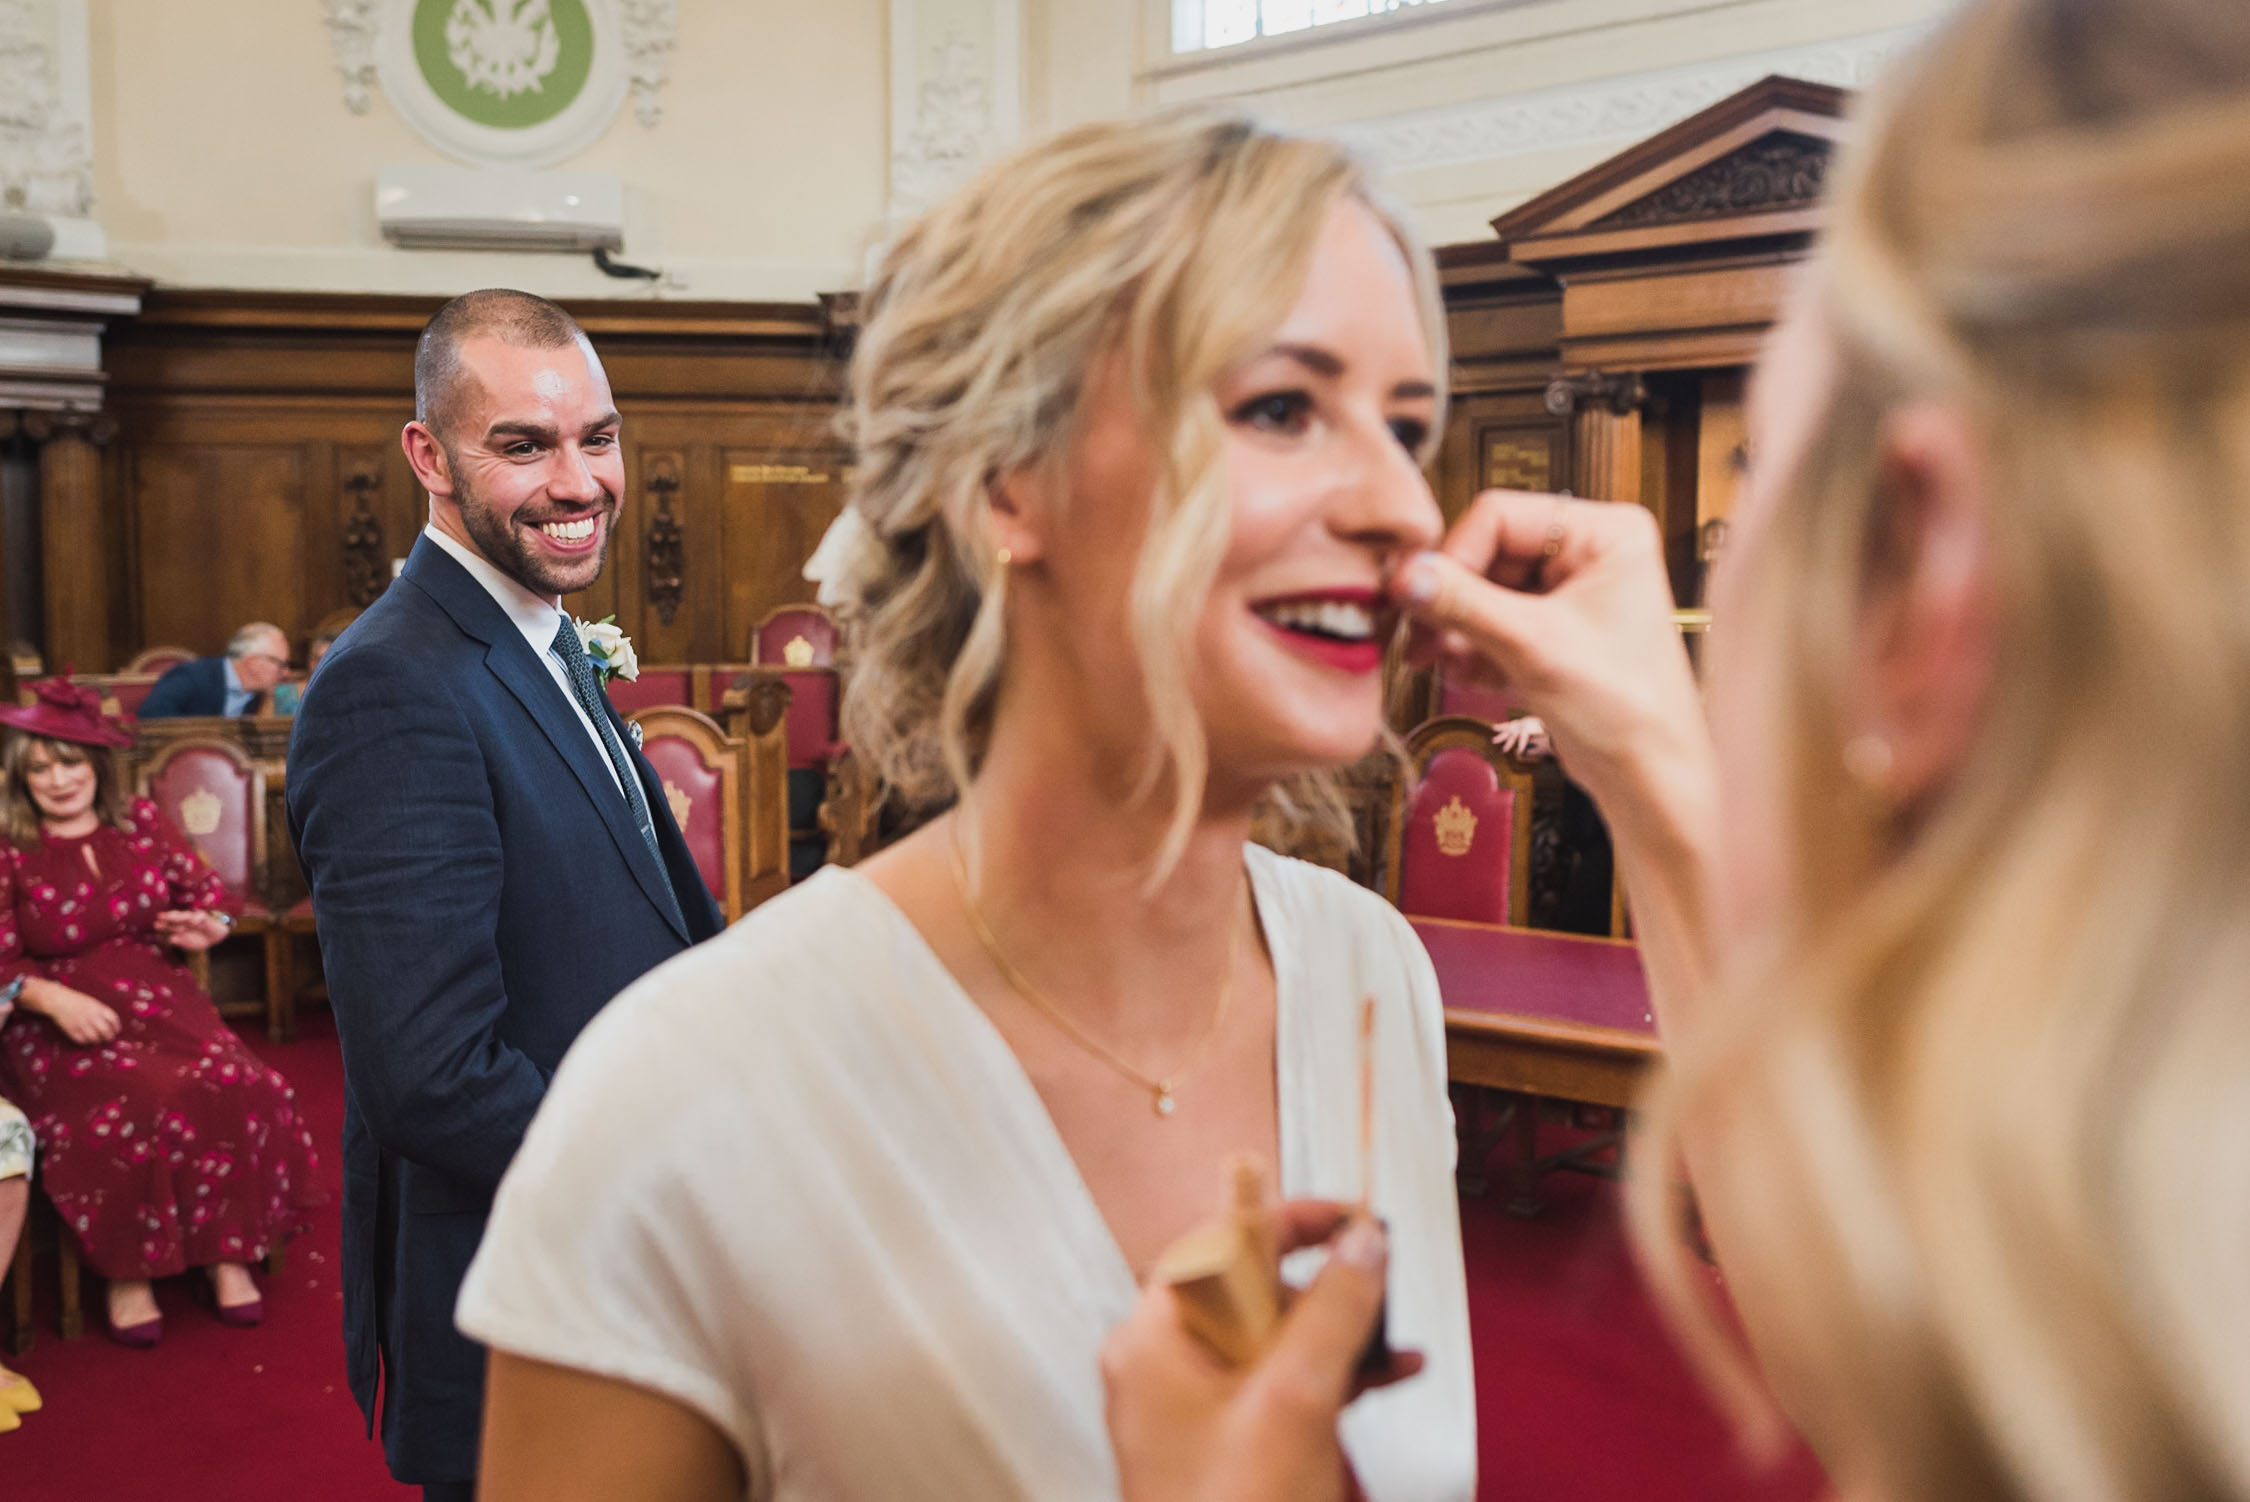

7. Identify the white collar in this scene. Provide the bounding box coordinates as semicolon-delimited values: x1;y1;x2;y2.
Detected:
422;522;568;653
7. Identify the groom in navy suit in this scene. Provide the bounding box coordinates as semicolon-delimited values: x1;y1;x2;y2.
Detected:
287;290;724;1501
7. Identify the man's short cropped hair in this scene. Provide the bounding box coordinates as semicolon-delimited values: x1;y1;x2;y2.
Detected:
413;288;588;440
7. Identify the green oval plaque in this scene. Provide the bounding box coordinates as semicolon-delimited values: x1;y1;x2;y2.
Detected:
411;0;596;131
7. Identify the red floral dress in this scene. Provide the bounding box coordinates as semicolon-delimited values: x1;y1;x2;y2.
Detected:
0;798;323;1280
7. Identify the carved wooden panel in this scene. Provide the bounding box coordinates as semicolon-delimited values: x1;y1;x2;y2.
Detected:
132;445;308;654
719;456;844;659
337;450;388;607
643;449;685;627
1590;132;1831;230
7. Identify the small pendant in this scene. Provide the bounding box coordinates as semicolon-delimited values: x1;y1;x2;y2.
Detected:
1153;1085;1176;1117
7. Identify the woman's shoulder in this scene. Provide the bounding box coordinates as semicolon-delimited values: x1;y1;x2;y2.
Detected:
546;868;915;1097
1246;844;1420;950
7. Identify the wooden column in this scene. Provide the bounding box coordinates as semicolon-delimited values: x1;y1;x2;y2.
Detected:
1546;371;1648;504
28;411;115;674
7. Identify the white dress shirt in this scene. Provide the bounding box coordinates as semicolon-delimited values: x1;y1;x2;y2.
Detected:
221;658;256;717
422;523;623;798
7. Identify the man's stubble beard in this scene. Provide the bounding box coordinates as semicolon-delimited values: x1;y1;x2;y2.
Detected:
452;463;618;600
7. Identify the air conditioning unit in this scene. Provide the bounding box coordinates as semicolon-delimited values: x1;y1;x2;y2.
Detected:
375;165;624;252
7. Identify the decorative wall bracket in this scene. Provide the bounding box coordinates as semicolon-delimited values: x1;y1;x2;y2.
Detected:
643;450;684;626
340;463;387;606
1544;371;1648;418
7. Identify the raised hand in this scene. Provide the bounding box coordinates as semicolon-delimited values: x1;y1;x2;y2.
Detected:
153;909;230;953
1103;1203;1417;1502
1393;489;1713;842
26;981;121;1046
1491;715;1551;762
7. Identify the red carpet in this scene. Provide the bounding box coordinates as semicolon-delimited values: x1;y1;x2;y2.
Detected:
1460;1148;1829;1502
5;1013;1824;1501
5;1011;411;1502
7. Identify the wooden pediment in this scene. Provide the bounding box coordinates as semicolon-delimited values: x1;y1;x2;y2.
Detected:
1491;75;1850;268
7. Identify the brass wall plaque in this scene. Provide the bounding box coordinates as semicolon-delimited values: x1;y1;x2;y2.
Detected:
729;464;830;485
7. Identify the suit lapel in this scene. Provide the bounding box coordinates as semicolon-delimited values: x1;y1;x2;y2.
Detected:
404;539;692;945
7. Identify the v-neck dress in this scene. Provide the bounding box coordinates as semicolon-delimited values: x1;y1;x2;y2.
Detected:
458;846;1476;1501
0;799;323;1279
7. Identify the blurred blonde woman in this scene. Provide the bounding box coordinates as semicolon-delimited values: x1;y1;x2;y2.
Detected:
460;112;1475;1501
1101;0;2250;1497
1272;1;2250;1500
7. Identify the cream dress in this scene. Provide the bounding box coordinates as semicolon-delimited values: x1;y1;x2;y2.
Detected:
458;846;1477;1502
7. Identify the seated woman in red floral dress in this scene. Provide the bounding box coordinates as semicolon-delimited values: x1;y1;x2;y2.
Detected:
0;679;323;1346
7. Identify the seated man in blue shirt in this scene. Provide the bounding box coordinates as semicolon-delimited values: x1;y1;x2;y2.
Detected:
139;622;292;718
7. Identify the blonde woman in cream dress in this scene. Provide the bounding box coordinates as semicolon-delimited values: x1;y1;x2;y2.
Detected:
459;111;1475;1502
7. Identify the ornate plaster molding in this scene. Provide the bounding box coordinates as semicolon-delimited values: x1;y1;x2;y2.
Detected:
617;0;677;127
890;28;992;215
0;0;93;219
322;0;382;114
323;0;675;133
1332;26;1925;178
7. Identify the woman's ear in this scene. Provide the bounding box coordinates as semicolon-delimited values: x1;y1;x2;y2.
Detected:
1849;401;1995;810
986;466;1048;567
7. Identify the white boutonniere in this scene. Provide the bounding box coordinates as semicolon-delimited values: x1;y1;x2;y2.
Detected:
573;615;640;684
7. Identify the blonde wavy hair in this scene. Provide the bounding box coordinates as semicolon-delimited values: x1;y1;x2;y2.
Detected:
829;108;1444;872
1631;2;2250;1498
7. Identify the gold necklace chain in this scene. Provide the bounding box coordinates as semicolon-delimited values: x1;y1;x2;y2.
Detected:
950;825;1237;1119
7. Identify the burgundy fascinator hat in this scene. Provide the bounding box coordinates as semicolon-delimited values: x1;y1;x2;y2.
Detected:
0;674;134;749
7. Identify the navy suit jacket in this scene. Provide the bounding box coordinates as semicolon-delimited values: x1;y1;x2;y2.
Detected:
138;655;232;718
285;537;723;1484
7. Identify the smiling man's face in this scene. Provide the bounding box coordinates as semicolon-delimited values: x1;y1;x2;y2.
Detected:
414;333;625;600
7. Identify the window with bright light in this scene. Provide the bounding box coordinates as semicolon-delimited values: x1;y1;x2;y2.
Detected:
1172;0;1455;53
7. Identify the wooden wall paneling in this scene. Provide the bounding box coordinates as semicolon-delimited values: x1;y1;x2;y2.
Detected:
1695;369;1747;532
97;291;850;672
33;414;116;673
1570;404;1641;506
131;443;309;655
684;442;729;662
102;438;133;669
719;453;846;659
335;444;395;617
1432;390;1571;524
1642;377;1703;606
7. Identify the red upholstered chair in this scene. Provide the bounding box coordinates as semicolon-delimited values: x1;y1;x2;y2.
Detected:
750;604;839;668
123;645;195;675
103;674;161;720
1384;716;1537;928
627;706;761;922
714;673;795;908
133;738;286;1037
603;666;694;715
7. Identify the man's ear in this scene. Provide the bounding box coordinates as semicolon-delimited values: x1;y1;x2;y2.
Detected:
402;421;454;500
986;465;1047;567
1850;401;1995;809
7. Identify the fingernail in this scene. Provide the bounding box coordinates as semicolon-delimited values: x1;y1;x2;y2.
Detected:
1335;1217;1387;1270
1395;556;1439;608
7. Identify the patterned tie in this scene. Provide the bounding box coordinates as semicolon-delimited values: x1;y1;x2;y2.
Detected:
549;617;685;932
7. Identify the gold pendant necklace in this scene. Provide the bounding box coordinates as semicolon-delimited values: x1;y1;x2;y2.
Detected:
951;824;1237;1118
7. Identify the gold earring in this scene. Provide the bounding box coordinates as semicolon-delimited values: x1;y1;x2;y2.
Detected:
996;547;1012;567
